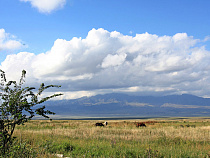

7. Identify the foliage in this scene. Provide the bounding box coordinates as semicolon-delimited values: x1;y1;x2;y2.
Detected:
0;69;63;155
4;140;37;158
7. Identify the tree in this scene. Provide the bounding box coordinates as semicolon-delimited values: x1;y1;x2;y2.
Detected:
0;69;63;155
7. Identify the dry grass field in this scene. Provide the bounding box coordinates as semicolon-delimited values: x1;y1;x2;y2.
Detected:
12;118;210;158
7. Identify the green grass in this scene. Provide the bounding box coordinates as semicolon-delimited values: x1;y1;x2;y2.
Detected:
11;118;210;158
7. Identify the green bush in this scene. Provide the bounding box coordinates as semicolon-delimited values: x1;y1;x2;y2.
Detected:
0;140;37;158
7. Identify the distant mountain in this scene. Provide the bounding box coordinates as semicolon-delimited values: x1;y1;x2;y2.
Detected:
43;93;210;119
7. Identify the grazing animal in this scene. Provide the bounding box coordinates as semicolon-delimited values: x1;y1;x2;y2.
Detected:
136;122;146;127
95;123;104;126
95;122;108;127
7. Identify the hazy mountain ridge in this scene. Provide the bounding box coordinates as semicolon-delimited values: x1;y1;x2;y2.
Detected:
44;93;210;118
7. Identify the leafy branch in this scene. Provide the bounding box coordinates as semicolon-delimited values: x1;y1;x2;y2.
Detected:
0;69;63;155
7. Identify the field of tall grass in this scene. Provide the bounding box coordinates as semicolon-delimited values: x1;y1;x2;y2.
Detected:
12;118;210;158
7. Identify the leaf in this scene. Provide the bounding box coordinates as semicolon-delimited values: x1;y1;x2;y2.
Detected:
0;69;63;153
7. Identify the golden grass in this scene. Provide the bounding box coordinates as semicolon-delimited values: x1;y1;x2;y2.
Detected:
14;119;210;142
12;118;210;157
15;125;210;142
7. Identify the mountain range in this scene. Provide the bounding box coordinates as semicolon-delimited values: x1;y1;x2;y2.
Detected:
43;93;210;119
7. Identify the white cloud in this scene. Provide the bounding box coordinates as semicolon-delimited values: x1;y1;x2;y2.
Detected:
101;53;127;68
20;0;66;14
1;28;210;99
204;36;210;42
0;29;23;52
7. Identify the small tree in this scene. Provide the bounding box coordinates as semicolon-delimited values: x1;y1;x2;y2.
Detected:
0;69;63;155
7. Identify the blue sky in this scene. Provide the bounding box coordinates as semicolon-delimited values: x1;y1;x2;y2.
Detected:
1;0;210;99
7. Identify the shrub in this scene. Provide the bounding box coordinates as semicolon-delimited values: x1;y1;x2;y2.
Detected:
0;69;63;155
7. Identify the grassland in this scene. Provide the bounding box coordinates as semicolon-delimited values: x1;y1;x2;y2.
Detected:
12;117;210;158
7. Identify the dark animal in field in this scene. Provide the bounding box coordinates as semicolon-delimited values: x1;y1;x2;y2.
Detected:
95;123;104;126
95;122;108;127
136;122;146;127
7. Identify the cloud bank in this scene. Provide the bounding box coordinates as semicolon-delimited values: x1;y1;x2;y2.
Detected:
0;29;23;52
20;0;66;14
1;28;210;99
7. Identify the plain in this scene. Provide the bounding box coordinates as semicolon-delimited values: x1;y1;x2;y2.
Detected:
13;117;210;158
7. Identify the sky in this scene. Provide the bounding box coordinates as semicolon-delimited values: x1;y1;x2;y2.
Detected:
1;0;210;99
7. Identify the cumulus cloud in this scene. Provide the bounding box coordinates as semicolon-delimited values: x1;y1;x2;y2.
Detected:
1;28;210;99
20;0;66;14
0;29;23;52
101;53;127;68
